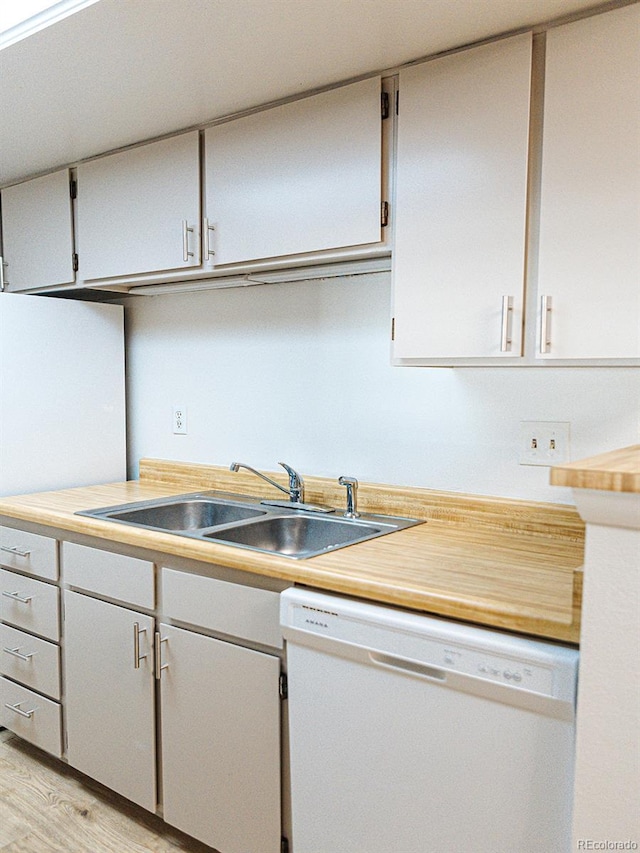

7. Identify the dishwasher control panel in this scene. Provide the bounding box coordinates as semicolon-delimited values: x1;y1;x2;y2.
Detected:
282;593;577;700
441;645;553;693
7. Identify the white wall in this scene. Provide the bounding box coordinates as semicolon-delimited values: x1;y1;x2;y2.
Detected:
124;272;640;504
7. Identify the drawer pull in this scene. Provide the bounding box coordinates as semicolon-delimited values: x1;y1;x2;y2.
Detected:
2;591;33;604
3;646;35;661
1;545;32;558
4;701;36;719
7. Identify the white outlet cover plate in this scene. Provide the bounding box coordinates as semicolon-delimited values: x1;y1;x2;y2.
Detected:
173;405;187;435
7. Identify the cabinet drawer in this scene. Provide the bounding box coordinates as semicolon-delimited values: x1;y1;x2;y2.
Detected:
0;677;62;757
161;567;283;649
0;526;58;580
0;569;59;641
62;542;154;609
1;623;60;700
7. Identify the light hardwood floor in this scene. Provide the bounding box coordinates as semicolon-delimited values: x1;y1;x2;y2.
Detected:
0;730;214;852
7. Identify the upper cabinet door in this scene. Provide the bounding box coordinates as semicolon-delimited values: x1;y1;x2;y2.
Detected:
76;132;200;280
1;169;75;292
203;77;383;266
392;34;532;361
537;5;640;360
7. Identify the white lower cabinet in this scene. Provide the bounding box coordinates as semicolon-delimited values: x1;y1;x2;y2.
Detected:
1;535;62;758
60;545;286;853
0;676;63;757
1;623;60;699
63;590;157;811
159;622;282;853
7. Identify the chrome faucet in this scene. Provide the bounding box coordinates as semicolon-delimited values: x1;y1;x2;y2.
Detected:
230;461;305;504
338;475;360;518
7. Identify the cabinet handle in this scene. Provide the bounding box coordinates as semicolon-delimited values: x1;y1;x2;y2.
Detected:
4;701;36;719
2;590;33;604
133;622;147;669
3;646;35;662
0;255;6;291
1;545;32;558
203;217;215;259
500;295;513;352
540;295;552;354
182;220;195;262
154;631;169;680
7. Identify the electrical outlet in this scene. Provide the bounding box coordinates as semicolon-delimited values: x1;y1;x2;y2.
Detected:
519;421;570;466
173;405;187;435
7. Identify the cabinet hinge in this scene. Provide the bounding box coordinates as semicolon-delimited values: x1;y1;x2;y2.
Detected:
381;201;389;228
281;837;290;853
391;317;395;341
69;178;77;200
72;253;79;272
279;672;288;700
381;91;390;120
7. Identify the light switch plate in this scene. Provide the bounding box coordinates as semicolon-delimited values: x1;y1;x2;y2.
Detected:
519;421;570;466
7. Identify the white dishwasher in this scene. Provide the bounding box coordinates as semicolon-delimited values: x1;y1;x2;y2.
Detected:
281;587;578;853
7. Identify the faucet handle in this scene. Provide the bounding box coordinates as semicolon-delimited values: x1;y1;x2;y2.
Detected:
338;476;360;518
278;462;304;503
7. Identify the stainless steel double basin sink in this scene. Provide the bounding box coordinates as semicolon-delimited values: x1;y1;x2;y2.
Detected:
77;492;421;560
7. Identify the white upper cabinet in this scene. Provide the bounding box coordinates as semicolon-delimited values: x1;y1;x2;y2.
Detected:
537;4;640;360
1;169;75;292
392;34;532;362
203;77;384;266
76;132;201;280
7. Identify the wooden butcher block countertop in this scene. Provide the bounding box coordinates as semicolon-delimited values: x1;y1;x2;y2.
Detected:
551;444;640;493
0;459;585;644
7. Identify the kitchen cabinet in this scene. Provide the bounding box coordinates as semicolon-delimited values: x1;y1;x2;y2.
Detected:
63;590;156;810
0;528;62;757
62;542;157;810
203;77;385;266
0;169;75;292
76;131;200;281
392;34;532;362
159;566;282;853
0;526;58;581
60;542;285;852
536;4;640;360
159;623;281;853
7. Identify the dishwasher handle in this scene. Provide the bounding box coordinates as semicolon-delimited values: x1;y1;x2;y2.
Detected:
369;651;447;683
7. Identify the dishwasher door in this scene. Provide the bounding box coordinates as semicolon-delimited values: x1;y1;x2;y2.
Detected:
281;588;578;853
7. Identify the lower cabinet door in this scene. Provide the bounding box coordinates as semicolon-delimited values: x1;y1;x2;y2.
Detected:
159;623;282;853
63;591;156;811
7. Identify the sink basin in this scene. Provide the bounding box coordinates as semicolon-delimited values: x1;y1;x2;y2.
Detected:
203;514;386;558
77;491;422;558
80;496;266;532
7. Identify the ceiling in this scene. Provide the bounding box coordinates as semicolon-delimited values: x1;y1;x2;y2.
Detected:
0;0;614;186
